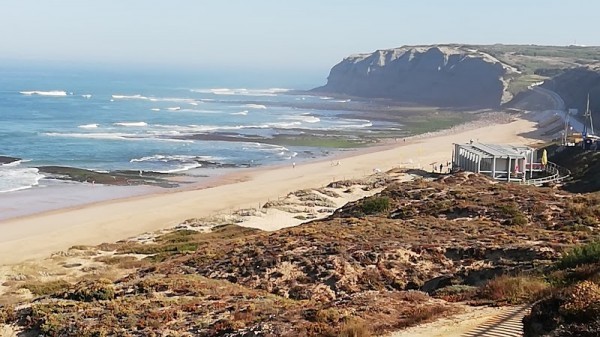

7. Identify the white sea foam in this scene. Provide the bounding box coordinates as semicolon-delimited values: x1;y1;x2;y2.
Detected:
167;107;181;111
129;154;219;173
147;97;197;104
191;88;289;97
0;163;44;193
319;96;333;100
332;99;351;103
78;124;99;129
20;90;68;97
243;104;267;109
114;122;148;127
189;102;199;106
333;119;373;129
112;94;149;100
151;108;161;111
45;132;133;141
283;115;321;123
231;110;248;116
81;94;92;99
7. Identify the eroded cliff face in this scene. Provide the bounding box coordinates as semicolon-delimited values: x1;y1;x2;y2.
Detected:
314;46;513;108
542;67;600;126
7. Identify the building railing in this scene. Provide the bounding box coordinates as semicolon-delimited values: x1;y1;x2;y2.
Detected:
520;162;571;186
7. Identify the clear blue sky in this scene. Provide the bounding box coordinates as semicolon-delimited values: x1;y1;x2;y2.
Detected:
1;0;598;73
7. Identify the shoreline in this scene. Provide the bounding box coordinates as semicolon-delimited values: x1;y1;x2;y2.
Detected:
0;112;547;265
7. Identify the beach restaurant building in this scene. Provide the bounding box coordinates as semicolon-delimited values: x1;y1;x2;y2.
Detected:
452;143;542;182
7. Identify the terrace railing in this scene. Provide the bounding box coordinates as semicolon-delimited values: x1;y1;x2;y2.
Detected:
520;162;571;186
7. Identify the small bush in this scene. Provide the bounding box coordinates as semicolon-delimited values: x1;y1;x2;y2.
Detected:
63;279;115;301
559;241;600;269
0;305;16;324
478;275;549;304
560;281;600;319
434;285;478;302
21;280;71;296
360;197;390;215
338;318;371;337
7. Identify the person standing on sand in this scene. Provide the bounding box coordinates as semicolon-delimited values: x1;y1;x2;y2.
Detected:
440;163;443;172
292;162;296;169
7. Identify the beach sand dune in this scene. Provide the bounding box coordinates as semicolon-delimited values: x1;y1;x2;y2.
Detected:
0;115;543;265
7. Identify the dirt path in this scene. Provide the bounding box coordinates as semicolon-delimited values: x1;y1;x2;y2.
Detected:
387;305;529;337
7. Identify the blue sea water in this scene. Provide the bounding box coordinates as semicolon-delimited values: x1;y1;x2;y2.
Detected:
0;65;380;193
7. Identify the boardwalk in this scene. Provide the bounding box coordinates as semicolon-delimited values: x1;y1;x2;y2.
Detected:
388;305;530;337
460;305;529;337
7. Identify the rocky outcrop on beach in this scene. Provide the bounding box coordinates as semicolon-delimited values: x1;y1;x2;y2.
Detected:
314;45;514;107
4;171;599;336
0;156;20;165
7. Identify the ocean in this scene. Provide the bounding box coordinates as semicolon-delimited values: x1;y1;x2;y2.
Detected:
0;65;389;194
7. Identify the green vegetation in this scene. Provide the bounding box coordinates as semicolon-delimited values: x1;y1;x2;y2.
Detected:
559;241;600;269
360;196;391;215
523;240;600;336
268;135;372;148
402;113;473;135
63;279;115;302
21;280;71;296
506;74;547;96
478;275;549;304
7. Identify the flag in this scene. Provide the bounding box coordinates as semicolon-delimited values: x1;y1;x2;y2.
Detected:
541;149;548;166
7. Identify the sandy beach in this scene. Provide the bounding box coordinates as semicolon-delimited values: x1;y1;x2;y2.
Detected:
0;113;546;265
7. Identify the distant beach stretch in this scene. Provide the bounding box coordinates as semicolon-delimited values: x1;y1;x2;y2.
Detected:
0;112;547;265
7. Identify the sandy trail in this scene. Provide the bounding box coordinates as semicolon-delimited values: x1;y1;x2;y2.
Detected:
388;305;529;337
0;115;543;265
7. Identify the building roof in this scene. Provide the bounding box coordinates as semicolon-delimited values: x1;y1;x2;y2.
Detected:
456;143;532;158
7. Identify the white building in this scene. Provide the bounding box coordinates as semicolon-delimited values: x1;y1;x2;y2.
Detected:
452;143;542;182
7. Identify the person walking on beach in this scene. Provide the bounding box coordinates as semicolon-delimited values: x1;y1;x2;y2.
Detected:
292;162;296;169
440;163;443;173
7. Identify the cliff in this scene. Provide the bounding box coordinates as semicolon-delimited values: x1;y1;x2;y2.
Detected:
542;67;600;128
314;45;515;108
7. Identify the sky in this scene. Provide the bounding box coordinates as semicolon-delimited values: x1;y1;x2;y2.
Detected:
1;0;599;84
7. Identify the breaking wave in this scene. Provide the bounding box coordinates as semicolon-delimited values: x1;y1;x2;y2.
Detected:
191;88;289;97
0;161;44;193
78;124;99;129
114;122;148;127
243;104;267;109
282;115;321;123
112;94;149;100
20;90;68;97
130;154;219;173
231;110;248;116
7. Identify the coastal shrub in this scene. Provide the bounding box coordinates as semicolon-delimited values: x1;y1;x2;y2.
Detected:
64;279;115;302
360;196;390;215
478;275;549;304
21;280;71;296
338;319;371;337
559;241;600;269
434;285;478;302
560;281;600;319
0;305;16;324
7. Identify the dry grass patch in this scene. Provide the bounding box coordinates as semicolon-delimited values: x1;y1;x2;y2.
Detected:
20;280;71;296
478;275;549;304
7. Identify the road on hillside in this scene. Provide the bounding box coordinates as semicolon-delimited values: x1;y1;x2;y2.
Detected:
532;86;585;133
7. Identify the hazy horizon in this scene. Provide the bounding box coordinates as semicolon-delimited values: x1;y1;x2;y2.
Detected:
2;0;600;87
